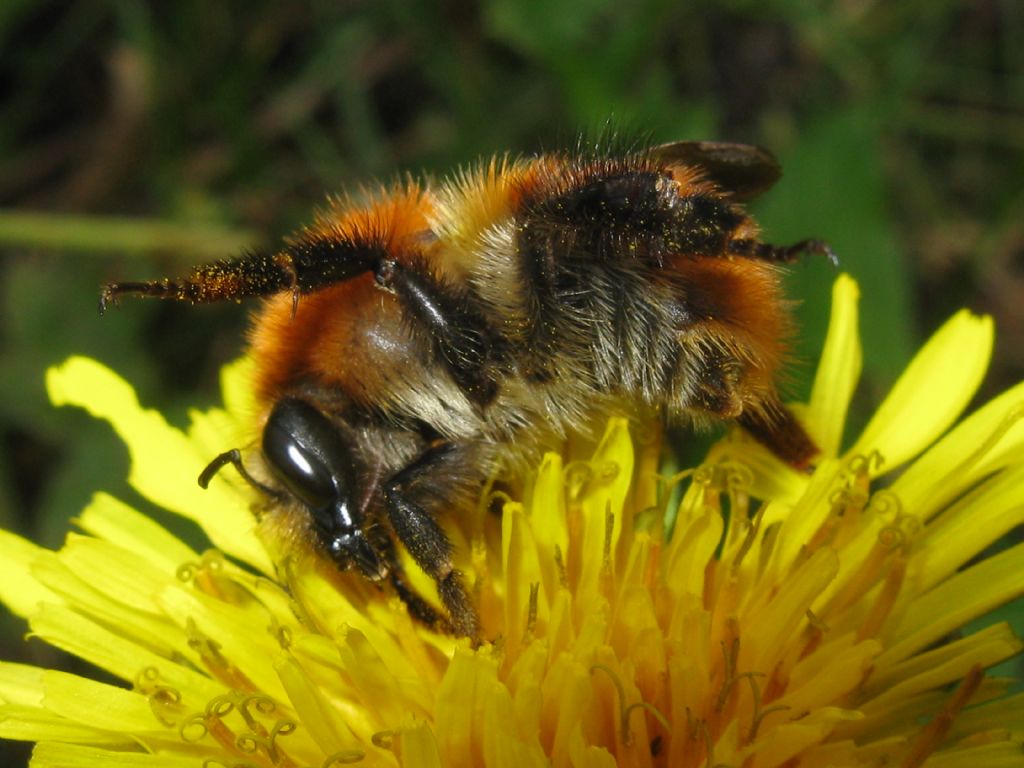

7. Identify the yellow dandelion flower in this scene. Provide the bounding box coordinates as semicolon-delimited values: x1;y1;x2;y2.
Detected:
2;274;1023;767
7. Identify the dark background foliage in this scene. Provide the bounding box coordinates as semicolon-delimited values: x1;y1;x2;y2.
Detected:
1;2;1021;763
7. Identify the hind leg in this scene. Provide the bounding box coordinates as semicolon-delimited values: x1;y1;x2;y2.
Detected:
669;338;817;467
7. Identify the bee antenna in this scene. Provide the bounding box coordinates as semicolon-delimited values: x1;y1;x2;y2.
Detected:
199;449;282;499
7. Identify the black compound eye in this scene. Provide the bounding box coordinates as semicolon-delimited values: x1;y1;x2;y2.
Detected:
261;399;355;513
262;423;334;509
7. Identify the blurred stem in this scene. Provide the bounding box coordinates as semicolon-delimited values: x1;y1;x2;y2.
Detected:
0;210;260;258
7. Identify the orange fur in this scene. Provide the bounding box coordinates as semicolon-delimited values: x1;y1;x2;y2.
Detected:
249;276;403;409
669;257;790;363
102;140;825;637
251;185;438;410
303;182;434;254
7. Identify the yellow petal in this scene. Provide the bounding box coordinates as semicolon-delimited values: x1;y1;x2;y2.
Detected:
567;726;617;768
46;357;272;574
434;651;497;765
75;492;197;571
0;663;47;709
155;583;290;703
865;622;1022;702
528;452;569;603
542;659;593;767
28;546;185;658
743;707;862;768
715;439;807;505
879;541;1024;667
219;355;257;420
664;507;722;603
502;502;545;646
56;534;179;613
28;605;223;704
806;274;862;456
576;419;633;602
31;743;195;768
40;670;157;733
911;463;1024;592
742;547;839;673
186;363;255;466
761;458;844;572
0;530;57;619
891;379;1024;520
0;707;116;744
334;628;428;728
783;635;881;713
274;652;364;759
480;663;546;768
847;311;993;474
950;691;1024;735
397;720;443;768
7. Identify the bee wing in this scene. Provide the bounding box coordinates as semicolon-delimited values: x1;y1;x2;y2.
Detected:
649;141;782;202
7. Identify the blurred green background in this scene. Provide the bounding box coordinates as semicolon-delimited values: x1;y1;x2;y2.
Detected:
1;1;1021;763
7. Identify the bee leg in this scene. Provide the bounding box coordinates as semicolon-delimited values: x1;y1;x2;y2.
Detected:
381;443;480;638
737;404;818;469
373;257;502;408
389;568;451;632
728;237;838;266
688;347;746;419
375;538;451;633
99;237;387;311
687;348;818;468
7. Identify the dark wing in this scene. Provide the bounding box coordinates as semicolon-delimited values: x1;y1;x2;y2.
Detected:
649;141;782;202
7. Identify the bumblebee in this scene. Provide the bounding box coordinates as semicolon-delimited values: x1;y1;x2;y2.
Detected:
101;140;833;637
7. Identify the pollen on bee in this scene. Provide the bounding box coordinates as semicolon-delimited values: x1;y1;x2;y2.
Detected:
101;138;827;637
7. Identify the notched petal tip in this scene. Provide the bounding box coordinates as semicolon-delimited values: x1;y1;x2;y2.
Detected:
46;356;139;415
847;309;994;474
45;355;274;575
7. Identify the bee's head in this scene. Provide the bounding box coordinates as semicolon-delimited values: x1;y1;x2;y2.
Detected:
261;397;387;581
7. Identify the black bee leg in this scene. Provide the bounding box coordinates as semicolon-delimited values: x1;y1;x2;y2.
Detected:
99;237;389;311
360;530;451;631
728;237;838;266
385;555;451;633
381;443;481;638
737;404;818;469
372;257;502;408
686;348;818;468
